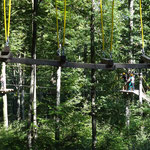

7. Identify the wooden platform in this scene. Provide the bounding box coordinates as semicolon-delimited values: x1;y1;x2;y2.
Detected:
0;89;14;94
120;90;150;102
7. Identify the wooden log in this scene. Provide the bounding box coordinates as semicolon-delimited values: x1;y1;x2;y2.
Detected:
2;57;150;70
140;54;150;63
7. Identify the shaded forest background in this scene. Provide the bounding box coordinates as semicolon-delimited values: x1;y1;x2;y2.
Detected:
0;0;150;149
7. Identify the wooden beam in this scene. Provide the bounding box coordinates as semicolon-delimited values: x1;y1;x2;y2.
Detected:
101;58;114;67
2;57;150;69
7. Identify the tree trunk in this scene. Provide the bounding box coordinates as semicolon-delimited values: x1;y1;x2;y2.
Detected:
55;66;61;142
17;62;22;121
126;97;130;127
1;62;8;129
128;0;134;64
126;0;134;127
21;81;25;120
28;0;38;148
139;72;143;105
91;0;96;149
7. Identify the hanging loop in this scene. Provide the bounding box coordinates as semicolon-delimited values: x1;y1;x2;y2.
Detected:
142;48;145;55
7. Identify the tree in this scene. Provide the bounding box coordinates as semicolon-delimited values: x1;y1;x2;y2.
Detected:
91;0;96;149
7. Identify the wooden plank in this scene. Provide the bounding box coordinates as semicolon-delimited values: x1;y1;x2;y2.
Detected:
140;54;150;63
115;63;150;69
120;90;139;95
3;57;150;69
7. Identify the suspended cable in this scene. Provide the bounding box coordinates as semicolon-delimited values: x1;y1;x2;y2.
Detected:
139;0;144;54
100;0;105;52
63;0;67;47
110;0;114;58
55;0;59;49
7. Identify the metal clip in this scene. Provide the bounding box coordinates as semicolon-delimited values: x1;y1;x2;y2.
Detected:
110;52;112;60
6;37;9;46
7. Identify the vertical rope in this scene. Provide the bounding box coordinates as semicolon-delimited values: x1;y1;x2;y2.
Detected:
8;0;11;38
4;0;11;43
110;0;114;53
139;0;144;52
100;0;105;51
4;0;7;42
55;0;59;48
63;0;66;47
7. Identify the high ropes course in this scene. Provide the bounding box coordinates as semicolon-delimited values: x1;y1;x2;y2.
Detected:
0;0;150;70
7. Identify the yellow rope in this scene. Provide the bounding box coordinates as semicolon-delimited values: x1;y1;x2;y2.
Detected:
100;0;104;51
63;0;67;47
55;0;59;48
4;0;11;43
140;0;144;50
4;0;7;42
110;0;114;52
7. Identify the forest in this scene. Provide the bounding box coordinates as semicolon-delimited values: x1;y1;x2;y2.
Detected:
0;0;150;150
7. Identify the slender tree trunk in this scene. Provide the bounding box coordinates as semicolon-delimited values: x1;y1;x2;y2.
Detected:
55;66;61;142
139;72;143;105
1;62;8;129
128;0;134;64
91;0;96;149
21;81;25;120
126;0;134;127
28;0;38;148
126;97;130;127
17;62;22;121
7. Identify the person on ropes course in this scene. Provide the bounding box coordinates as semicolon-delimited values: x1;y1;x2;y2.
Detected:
128;73;135;91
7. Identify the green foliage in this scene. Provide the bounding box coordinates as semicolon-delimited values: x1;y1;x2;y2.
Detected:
0;0;150;149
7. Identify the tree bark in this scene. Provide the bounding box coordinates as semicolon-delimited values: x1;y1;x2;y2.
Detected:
17;62;22;121
55;66;61;142
128;0;134;64
139;72;143;105
126;0;134;128
1;62;8;129
91;0;96;149
28;0;38;148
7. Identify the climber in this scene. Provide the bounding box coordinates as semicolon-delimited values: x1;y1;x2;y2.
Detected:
128;73;135;91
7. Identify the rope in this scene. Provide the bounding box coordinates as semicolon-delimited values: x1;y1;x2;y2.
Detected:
100;0;105;52
4;0;12;44
110;0;114;55
139;0;144;53
55;0;59;49
63;0;67;47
